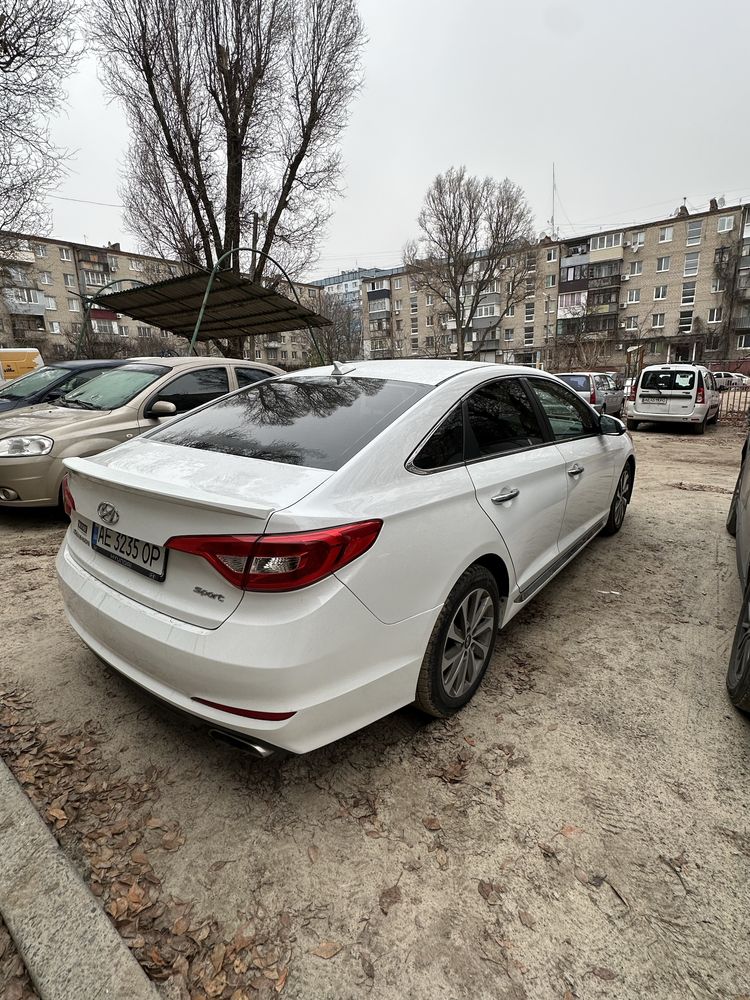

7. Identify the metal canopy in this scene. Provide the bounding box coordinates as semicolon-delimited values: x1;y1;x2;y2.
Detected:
90;270;331;341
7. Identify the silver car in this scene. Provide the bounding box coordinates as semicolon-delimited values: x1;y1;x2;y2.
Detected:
556;372;624;416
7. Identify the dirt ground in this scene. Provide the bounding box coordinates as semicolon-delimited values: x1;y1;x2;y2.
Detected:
2;422;750;1000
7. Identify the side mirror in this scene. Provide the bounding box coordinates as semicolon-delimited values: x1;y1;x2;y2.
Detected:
148;399;177;417
600;413;627;436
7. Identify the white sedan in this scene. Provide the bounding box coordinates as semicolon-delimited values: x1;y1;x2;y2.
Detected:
56;361;635;756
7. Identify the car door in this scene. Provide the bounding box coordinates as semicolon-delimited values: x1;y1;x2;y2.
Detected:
593;374;614;413
139;366;231;430
602;375;624;414
464;377;568;597
525;376;616;553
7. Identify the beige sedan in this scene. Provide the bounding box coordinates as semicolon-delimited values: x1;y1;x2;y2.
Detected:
0;356;281;507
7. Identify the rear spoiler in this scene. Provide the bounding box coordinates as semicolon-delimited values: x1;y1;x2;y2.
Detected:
64;456;275;520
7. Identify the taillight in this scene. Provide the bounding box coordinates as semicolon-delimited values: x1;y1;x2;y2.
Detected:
696;386;705;404
589;388;596;404
166;520;382;592
629;382;637;401
61;475;75;518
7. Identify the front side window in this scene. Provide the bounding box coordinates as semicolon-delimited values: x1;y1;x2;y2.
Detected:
60;365;169;411
150;377;429;471
155;368;230;413
412;407;464;471
527;379;598;440
465;379;544;458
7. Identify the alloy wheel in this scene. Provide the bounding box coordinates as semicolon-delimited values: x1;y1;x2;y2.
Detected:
728;598;750;692
441;587;495;698
613;467;630;528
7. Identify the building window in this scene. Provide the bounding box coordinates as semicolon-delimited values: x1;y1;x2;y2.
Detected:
92;319;116;336
708;307;723;323
129;259;144;272
659;226;674;243
292;351;298;359
523;327;534;346
410;297;417;314
108;256;119;271
715;247;730;265
625;316;638;330
656;256;670;272
525;277;535;296
395;319;403;332
504;328;513;341
589;232;623;251
426;314;434;327
67;297;80;311
50;321;61;334
738;334;750;350
394;299;401;313
652;313;665;328
393;278;401;289
711;277;725;293
117;324;129;337
255;350;262;360
654;285;668;300
678;310;693;334
506;304;515;317
63;273;75;288
630;261;643;276
630;231;645;248
39;271;52;284
545;274;556;288
59;247;72;261
558;291;585;309
426;294;433;306
83;269;106;286
411;317;418;333
683;252;700;277
718;215;735;233
525;303;534;321
681;281;696;305
34;244;48;258
686;220;703;245
546;247;557;262
44;295;57;310
281;350;288;360
411;336;419;352
626;288;640;304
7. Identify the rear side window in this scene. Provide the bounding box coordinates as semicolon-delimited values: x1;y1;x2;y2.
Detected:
236;367;272;388
412;407;463;471
150;376;429;471
465;378;544;458
558;375;591;392
156;367;229;413
641;370;696;391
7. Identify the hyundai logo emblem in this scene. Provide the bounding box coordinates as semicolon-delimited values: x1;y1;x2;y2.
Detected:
97;502;120;525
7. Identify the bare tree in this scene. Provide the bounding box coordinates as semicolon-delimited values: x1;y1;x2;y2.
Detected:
0;0;79;249
304;295;361;364
89;0;364;356
403;166;535;360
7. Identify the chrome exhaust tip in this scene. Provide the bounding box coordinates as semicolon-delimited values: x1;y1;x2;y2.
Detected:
208;728;277;759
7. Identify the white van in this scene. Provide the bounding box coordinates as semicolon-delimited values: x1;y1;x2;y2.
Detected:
625;364;720;434
0;348;45;381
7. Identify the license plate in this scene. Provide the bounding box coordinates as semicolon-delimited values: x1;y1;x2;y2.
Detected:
640;395;667;405
91;522;167;581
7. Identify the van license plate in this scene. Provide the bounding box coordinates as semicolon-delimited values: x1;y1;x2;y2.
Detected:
640;396;667;404
91;523;167;581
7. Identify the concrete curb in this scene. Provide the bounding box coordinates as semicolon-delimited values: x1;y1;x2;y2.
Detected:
0;758;160;1000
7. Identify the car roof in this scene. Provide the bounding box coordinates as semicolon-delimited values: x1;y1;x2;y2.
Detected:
124;356;279;370
641;363;705;371
51;359;128;370
284;359;557;386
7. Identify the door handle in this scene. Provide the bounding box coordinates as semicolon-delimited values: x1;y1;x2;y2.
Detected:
491;488;519;504
568;464;584;477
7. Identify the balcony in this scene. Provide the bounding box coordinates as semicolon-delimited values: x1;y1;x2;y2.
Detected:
590;302;619;315
264;340;281;349
588;274;622;290
3;289;45;316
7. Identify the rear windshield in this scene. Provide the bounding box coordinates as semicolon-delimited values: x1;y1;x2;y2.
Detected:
558;374;590;392
0;366;67;399
149;376;430;471
640;370;696;391
58;364;169;411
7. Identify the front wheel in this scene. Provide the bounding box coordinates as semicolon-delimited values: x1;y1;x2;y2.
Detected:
727;577;750;712
601;463;632;536
727;468;742;536
415;566;500;718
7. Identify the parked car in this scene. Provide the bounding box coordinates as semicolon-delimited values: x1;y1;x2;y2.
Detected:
625;364;719;433
56;361;635;757
0;360;128;414
0;348;44;381
0;357;281;507
556;372;624;415
725;431;750;710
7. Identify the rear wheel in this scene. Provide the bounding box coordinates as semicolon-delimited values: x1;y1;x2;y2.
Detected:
727;468;742;536
727;577;750;712
693;415;707;435
415;566;500;718
626;419;639;431
601;463;632;536
708;407;719;426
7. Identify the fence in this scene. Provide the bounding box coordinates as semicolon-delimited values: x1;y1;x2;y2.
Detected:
719;384;750;421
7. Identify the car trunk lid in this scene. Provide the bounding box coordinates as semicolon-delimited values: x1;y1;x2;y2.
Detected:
64;440;332;628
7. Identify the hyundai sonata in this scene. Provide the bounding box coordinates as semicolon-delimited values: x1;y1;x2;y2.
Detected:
57;361;635;755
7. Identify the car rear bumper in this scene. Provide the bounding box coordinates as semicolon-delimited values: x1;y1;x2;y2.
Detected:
626;404;708;423
56;539;439;753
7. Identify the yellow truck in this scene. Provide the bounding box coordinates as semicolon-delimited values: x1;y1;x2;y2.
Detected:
0;349;45;382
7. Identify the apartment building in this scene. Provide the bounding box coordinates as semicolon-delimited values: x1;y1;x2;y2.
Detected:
359;199;750;371
0;234;184;357
248;280;325;368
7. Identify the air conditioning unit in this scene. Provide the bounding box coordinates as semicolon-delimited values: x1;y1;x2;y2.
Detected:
623;241;631;248
619;321;626;328
621;274;630;281
615;343;624;350
620;302;627;309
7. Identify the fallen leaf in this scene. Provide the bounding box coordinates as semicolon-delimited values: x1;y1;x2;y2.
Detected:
360;953;375;979
435;848;448;869
308;845;320;864
231;990;251;1000
574;868;589;886
161;831;183;850
563;991;575;1000
518;910;536;929
205;971;227;996
145;817;164;829
173;917;190;936
560;823;584;838
379;884;402;914
211;942;226;974
478;880;493;900
131;850;149;866
590;967;616;981
422;816;441;831
275;968;289;992
311;940;343;959
46;807;67;822
464;736;476;746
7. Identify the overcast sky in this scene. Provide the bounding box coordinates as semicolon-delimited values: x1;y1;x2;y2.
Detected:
48;0;750;280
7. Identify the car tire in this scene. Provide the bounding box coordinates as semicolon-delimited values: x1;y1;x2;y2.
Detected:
415;565;500;719
626;419;639;431
708;408;719;425
693;416;707;435
601;462;632;536
727;468;742;536
727;577;750;712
